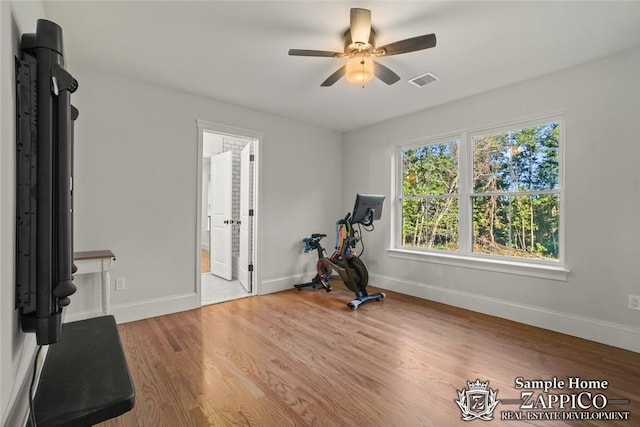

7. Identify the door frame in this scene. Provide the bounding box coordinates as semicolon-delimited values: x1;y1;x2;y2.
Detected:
238;141;252;292
195;119;262;306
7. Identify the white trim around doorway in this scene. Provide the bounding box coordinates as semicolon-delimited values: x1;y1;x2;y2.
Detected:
195;119;263;307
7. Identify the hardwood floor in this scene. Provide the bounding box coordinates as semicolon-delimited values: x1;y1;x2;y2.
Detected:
100;285;640;427
201;249;210;274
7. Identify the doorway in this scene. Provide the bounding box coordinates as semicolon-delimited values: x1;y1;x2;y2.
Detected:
196;120;261;306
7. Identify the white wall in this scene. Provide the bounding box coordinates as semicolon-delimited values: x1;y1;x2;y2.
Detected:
67;64;343;322
2;5;342;420
343;47;640;352
1;3;47;425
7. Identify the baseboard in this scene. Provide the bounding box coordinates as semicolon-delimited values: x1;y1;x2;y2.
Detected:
109;293;199;324
84;273;308;324
2;338;46;427
259;273;310;295
370;273;640;353
64;273;640;352
3;360;31;427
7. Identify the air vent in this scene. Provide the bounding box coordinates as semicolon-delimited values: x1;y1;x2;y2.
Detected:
408;72;439;88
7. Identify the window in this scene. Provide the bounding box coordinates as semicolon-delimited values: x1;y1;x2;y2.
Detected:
401;140;459;250
394;116;563;268
471;123;560;260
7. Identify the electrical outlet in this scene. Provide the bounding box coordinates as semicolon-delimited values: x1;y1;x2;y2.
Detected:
115;278;126;291
629;294;640;310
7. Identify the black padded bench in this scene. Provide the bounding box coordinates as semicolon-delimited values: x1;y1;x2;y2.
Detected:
33;315;135;426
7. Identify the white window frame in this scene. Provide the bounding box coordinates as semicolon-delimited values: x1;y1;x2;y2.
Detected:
389;114;569;281
395;134;462;251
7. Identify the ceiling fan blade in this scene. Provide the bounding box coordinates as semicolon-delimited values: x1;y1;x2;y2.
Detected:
288;49;343;58
320;65;346;87
350;8;371;45
376;33;437;56
373;61;401;85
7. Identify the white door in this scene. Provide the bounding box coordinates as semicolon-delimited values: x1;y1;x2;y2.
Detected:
210;151;233;280
238;142;252;292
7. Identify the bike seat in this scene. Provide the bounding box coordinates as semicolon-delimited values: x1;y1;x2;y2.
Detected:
311;233;326;239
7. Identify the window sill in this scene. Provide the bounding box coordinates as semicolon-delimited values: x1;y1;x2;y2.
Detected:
386;248;570;282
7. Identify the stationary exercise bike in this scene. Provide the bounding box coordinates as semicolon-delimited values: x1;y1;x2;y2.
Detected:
294;194;386;309
293;233;333;292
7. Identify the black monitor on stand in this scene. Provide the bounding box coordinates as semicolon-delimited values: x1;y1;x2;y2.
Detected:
351;194;385;225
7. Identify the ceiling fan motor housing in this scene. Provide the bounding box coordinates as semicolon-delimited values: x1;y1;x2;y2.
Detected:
344;29;376;57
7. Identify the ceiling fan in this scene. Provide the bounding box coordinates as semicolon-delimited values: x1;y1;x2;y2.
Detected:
288;8;437;87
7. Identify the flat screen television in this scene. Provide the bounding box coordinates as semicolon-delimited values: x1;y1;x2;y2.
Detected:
15;19;78;345
351;194;385;225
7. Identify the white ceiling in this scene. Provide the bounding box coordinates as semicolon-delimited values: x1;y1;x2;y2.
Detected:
43;1;640;132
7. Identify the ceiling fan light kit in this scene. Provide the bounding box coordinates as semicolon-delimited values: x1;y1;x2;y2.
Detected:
288;7;437;87
346;55;374;85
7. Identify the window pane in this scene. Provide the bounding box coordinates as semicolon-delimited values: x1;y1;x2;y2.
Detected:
402;142;458;197
402;198;459;250
473;123;560;193
472;194;559;259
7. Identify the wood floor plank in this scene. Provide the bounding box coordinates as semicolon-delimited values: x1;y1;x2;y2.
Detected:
99;285;640;426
